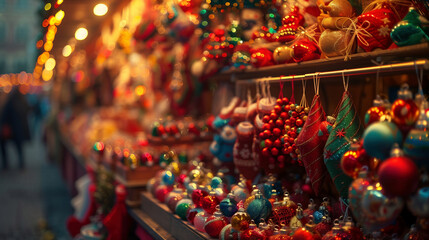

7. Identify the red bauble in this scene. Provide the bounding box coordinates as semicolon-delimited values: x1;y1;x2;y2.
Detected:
378;156;419;197
241;227;267;240
192;189;209;208
364;106;386;127
204;214;229;238
341;149;365;179
187;207;202;225
155;185;172;203
201;194;220;214
391;99;419;131
292;228;321;240
292;39;321;63
251;48;274;68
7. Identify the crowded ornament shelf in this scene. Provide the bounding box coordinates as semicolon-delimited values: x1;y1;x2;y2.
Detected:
212;42;429;82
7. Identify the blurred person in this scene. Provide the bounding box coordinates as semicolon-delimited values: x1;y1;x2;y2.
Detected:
0;87;31;169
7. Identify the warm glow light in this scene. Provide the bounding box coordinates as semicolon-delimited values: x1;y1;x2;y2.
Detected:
57;0;63;5
42;69;53;81
45;58;56;71
62;45;72;57
49;16;56;25
55;10;65;21
46;31;55;41
44;41;53;51
135;85;146;96
75;27;88;40
36;40;44;49
93;3;108;16
45;3;51;11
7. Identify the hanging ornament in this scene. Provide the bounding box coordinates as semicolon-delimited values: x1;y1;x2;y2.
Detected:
391;84;420;133
234;121;259;181
220;192;239;217
360;182;404;233
231;208;252;232
246;190;272;224
187;207;203;225
219;224;241;240
175;198;193;220
340;139;370;179
364;96;388;127
348;169;373;226
324;86;363;199
191;188;209;208
202;191;221;215
391;7;429;47
378;144;419;197
204;206;229;238
362;121;403;161
297;76;333;195
407;187;429;218
339;217;364;240
403;105;429;167
194;210;211;232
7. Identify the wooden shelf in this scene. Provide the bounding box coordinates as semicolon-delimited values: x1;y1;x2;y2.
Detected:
212;43;429;82
139;192;212;240
128;208;175;240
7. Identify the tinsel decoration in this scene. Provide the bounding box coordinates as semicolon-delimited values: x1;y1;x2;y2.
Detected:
94;169;115;215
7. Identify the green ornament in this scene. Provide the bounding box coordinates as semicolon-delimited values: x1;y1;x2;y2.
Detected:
391;7;429;47
324;91;362;199
176;202;192;220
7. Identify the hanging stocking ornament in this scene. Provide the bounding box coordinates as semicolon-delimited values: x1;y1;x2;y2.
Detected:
297;75;332;196
234;121;259;181
324;74;363;199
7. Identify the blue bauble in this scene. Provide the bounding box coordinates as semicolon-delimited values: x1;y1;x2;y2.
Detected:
211;177;223;189
363;122;403;160
403;128;429;168
162;170;175;186
407;187;429;218
313;210;324;224
246;196;272;224
220;197;238;217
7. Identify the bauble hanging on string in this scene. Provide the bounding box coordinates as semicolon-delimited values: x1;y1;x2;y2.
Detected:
403;105;429;167
362;121;402;161
391;84;419;133
407;187;429;218
341;139;370;179
378;144;419;197
364;96;388;127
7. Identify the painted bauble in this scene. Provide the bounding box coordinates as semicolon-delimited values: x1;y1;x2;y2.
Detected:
273;45;294;64
341;143;368;179
187;207;203;225
391;99;419;131
231;182;249;202
292;39;321;63
348;171;372;225
204;211;229;238
155;185;172;203
407;187;429;218
246;193;272;223
361;185;404;232
202;193;220;214
241;221;267;240
219;224;240;240
175;199;192;220
364;106;386;127
220;193;239;217
231;208;252;231
166;191;184;212
403;110;429;167
194;211;211;232
192;188;209;208
319;30;351;57
378;155;419;197
292;228;321;240
362;121;402;160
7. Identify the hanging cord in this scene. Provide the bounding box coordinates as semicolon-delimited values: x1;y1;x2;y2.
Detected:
291;75;295;103
279;80;284;99
415;60;424;95
342;71;350;92
300;77;308;108
256;81;261;112
339;197;350;220
313;72;321;95
267;80;273;104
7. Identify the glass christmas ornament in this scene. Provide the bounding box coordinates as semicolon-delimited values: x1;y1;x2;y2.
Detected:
246;190;272;224
204;206;229;238
231;208;252;231
220;192;238;217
